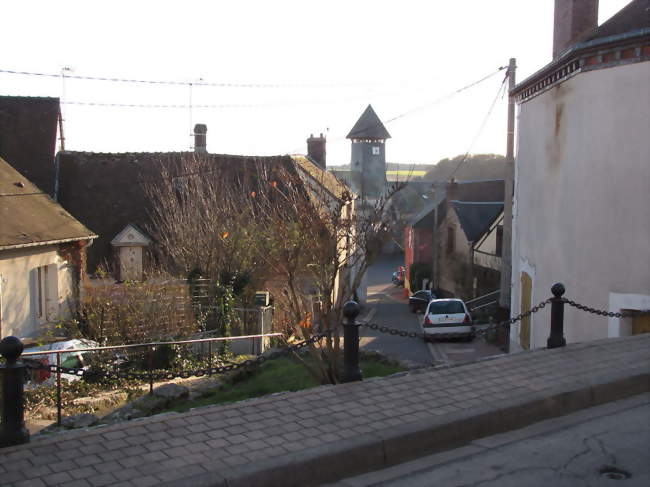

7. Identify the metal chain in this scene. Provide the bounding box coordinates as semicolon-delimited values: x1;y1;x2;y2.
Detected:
563;299;650;318
25;333;325;380
361;298;552;341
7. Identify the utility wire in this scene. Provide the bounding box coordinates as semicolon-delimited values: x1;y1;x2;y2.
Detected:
285;65;508;154
445;71;509;182
0;68;378;89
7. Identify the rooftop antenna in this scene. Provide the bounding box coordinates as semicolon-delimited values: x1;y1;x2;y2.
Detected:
59;66;73;151
189;77;204;150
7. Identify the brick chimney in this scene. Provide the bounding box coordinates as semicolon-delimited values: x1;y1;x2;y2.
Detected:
307;133;326;169
194;124;207;153
553;0;599;59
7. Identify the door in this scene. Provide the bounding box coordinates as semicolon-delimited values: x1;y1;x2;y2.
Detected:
632;314;650;335
519;272;532;350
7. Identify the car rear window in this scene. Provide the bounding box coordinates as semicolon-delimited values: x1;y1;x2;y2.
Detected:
428;301;465;314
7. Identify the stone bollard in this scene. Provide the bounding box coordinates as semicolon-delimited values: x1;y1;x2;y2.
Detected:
342;301;362;383
0;336;30;447
547;283;567;349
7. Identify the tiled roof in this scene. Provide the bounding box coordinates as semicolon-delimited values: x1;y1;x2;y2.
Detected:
291;155;351;200
0;157;96;250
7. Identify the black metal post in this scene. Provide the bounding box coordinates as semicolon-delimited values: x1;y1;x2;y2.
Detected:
547;283;567;349
148;346;154;394
56;352;62;425
342;301;362;383
208;340;213;377
0;336;30;447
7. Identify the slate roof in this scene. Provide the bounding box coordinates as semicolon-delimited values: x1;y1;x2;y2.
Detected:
408;179;504;229
0;96;59;196
346;105;391;140
585;0;650;41
0;157;96;250
450;201;503;243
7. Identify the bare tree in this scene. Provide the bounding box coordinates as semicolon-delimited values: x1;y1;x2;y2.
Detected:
143;153;402;383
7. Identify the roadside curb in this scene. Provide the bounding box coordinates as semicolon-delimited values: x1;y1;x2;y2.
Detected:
164;360;650;487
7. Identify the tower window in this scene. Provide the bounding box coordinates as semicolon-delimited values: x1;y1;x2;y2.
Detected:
372;146;380;155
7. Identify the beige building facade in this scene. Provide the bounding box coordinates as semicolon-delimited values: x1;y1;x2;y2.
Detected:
0;156;96;339
510;1;650;350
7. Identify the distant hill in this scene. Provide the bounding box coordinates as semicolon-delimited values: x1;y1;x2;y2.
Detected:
329;154;506;182
418;154;506;181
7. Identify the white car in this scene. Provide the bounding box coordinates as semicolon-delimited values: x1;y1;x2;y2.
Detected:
422;298;474;341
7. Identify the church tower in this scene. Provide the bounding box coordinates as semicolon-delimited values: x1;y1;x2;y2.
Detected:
347;104;391;199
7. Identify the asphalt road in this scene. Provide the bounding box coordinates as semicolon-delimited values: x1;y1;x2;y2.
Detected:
330;393;650;487
362;254;502;367
361;255;434;366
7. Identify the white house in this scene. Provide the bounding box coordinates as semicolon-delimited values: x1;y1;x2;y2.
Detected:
510;0;650;350
0;157;96;339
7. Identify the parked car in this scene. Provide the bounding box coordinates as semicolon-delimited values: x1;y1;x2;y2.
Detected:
391;266;405;286
421;298;474;341
409;290;436;313
22;339;98;384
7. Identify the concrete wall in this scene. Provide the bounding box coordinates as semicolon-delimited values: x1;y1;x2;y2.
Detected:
511;62;650;350
0;245;76;339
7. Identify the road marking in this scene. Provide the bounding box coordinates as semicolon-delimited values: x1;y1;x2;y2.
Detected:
427;342;450;365
446;348;477;354
359;307;377;324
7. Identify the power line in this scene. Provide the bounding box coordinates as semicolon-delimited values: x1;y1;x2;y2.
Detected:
446;71;509;181
59;100;330;109
0;68;379;89
284;65;508;154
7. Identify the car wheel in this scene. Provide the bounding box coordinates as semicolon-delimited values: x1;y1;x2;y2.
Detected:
465;333;475;342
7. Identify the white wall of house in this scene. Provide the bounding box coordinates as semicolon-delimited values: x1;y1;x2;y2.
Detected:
511;61;650;349
0;245;76;339
474;213;503;271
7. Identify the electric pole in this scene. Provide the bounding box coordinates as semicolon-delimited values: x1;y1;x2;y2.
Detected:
500;58;516;309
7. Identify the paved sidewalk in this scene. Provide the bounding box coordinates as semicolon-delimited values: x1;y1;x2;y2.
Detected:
1;335;648;487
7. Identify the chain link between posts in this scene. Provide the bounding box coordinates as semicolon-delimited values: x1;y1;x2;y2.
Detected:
562;299;650;318
362;296;650;341
362;298;553;340
25;333;325;380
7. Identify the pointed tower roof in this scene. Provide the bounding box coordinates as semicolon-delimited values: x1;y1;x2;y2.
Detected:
346;105;391;140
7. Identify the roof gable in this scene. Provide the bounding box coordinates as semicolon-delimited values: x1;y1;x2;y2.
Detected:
451;201;504;242
0;157;96;250
346;105;391;140
111;224;151;247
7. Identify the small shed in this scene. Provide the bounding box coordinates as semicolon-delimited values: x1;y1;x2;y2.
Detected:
110;224;151;281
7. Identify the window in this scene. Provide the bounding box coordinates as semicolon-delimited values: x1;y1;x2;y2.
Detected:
447;227;455;254
428;301;464;314
34;264;57;321
36;265;49;319
372;146;380;155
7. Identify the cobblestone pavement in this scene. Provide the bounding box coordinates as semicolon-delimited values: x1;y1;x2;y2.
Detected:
1;334;648;487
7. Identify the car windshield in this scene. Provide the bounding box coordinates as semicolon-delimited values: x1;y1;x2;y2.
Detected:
428;301;465;315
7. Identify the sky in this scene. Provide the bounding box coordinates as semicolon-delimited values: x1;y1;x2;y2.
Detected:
1;0;632;166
